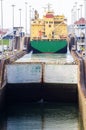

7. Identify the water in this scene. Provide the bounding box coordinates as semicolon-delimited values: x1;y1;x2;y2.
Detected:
0;102;79;130
16;49;74;64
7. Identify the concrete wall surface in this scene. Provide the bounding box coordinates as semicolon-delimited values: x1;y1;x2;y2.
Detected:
72;51;86;130
6;63;78;84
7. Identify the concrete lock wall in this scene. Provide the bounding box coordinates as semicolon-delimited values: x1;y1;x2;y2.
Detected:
7;64;42;83
0;60;6;111
78;59;86;130
6;60;78;102
72;51;86;130
6;63;78;84
43;64;77;84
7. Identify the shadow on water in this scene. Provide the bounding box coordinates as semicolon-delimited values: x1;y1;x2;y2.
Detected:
5;83;78;103
0;83;83;130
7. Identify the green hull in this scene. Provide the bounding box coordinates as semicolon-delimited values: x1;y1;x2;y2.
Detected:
29;40;67;53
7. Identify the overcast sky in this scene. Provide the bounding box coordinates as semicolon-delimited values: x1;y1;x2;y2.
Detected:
0;0;85;32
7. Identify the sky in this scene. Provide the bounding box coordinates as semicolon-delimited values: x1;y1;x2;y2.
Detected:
0;0;85;32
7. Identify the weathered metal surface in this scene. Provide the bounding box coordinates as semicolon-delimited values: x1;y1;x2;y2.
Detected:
7;64;42;83
43;64;78;84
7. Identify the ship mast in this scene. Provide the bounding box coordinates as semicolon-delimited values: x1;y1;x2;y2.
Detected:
47;3;51;12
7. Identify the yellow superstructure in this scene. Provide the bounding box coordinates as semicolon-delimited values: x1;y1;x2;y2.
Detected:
30;9;68;41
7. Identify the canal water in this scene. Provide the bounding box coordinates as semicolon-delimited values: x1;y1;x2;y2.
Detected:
16;49;74;64
0;102;79;130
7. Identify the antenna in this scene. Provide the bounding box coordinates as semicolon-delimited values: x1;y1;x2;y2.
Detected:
47;3;51;11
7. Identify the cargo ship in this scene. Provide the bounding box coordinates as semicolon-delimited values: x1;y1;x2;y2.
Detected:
29;4;68;53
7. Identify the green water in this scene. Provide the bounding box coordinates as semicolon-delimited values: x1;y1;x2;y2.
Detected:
0;102;79;130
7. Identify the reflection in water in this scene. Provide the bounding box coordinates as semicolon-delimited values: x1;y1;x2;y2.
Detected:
0;102;79;130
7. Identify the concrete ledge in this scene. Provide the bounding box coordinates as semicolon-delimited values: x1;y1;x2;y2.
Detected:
0;51;26;88
72;51;86;130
